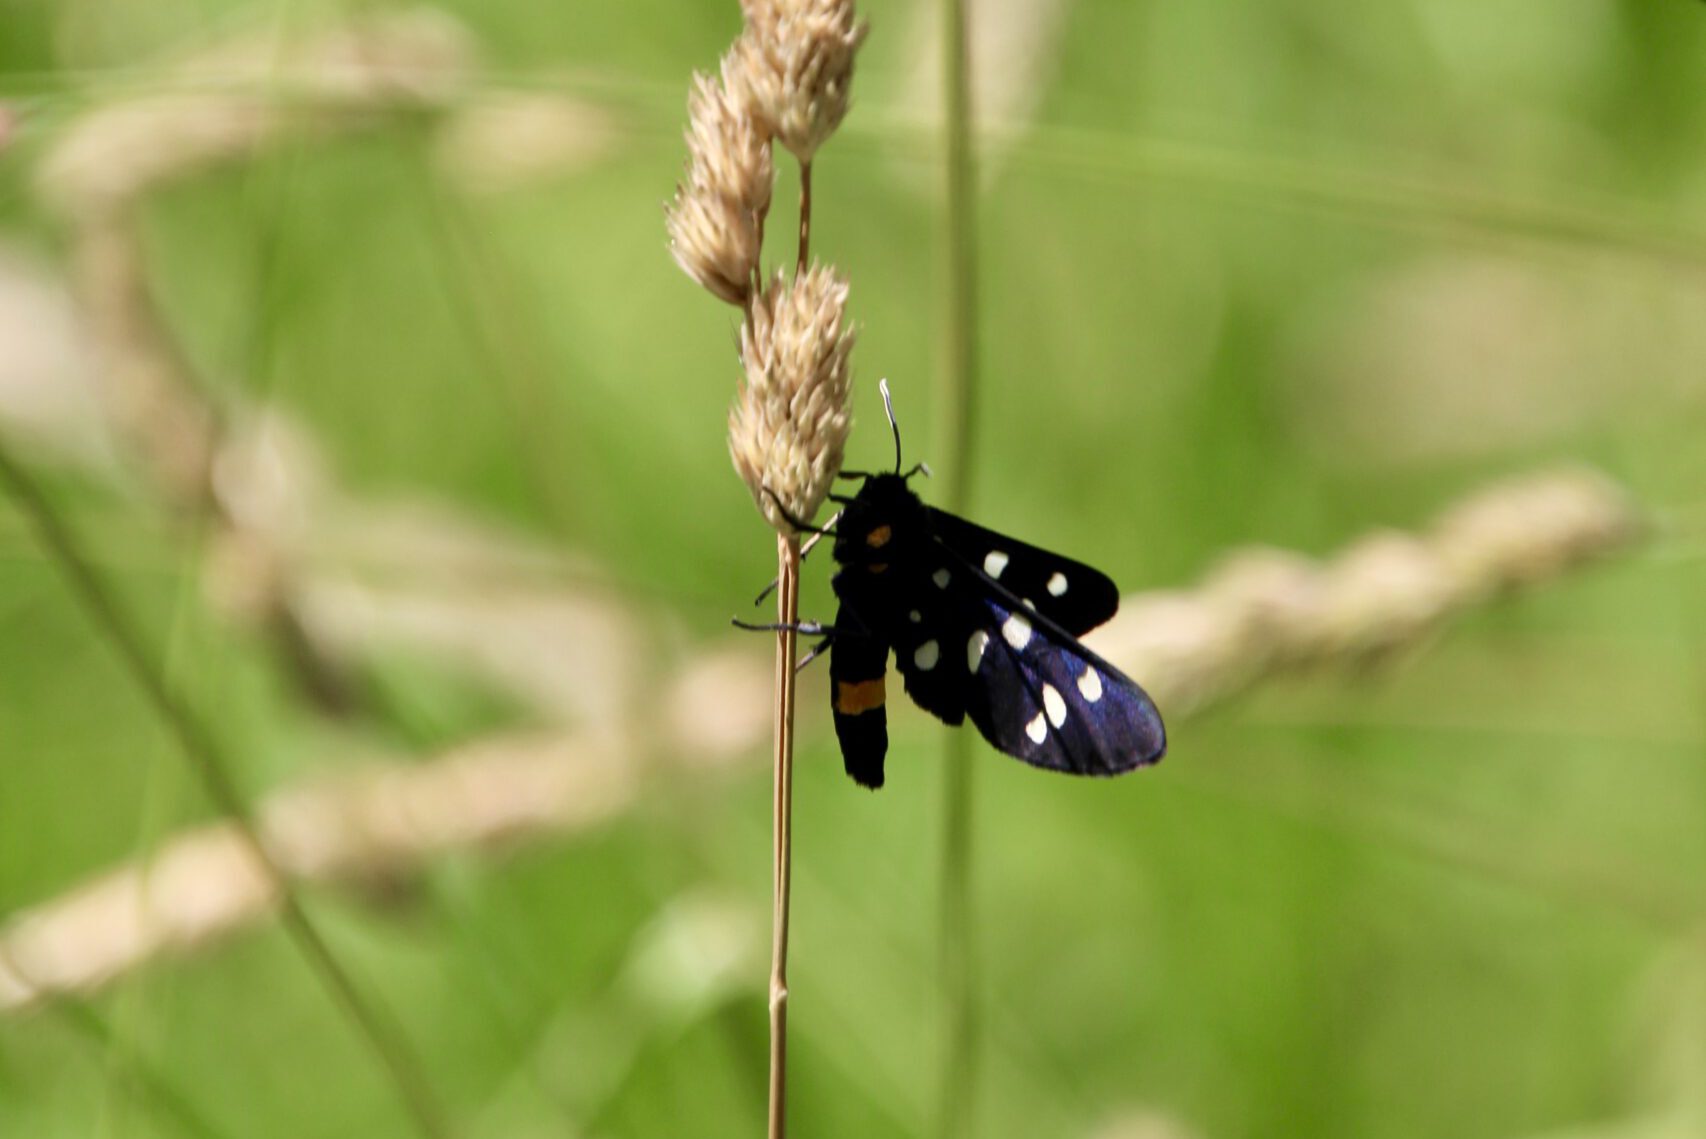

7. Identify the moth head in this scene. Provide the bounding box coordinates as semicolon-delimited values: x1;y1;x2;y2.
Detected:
831;380;932;564
834;472;921;558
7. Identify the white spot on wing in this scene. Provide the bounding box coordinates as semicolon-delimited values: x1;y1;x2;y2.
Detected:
1077;667;1103;703
914;640;940;671
1001;613;1032;651
932;568;950;589
967;631;990;672
1025;712;1048;744
983;550;1009;579
1043;684;1067;727
909;610;922;623
1047;572;1068;596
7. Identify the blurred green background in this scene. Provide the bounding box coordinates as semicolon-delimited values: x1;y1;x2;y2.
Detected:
2;2;1705;1137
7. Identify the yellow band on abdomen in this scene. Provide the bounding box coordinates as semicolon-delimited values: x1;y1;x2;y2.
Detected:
835;678;886;715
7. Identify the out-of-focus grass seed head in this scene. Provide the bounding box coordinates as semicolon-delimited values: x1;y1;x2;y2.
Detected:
729;0;868;163
729;266;856;534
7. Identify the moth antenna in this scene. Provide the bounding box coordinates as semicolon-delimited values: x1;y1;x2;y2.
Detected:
902;462;932;480
879;378;903;474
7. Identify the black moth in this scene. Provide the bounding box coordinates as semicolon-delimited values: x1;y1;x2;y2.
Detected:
757;383;1166;790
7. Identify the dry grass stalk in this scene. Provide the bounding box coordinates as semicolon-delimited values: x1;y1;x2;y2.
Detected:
0;466;1644;1020
0;440;452;1138
65;218;221;508
62;208;358;707
434;90;617;193
1087;1112;1206;1139
1091;467;1642;714
0;641;775;1015
31;12;488;711
0;231;650;729
767;534;801;1136
0;733;634;1014
669;5;866;1135
37;9;473;220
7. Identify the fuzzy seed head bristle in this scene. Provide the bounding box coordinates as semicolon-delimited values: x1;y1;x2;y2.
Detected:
727;0;868;163
665;71;774;306
666;188;762;306
729;266;857;533
685;71;773;217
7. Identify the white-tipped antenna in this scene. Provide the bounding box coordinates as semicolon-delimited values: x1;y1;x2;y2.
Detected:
879;378;903;474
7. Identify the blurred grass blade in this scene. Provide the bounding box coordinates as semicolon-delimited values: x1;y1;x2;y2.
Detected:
0;439;453;1139
45;993;234;1139
936;0;980;1135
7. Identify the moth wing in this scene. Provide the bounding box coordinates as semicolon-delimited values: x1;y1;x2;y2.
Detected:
962;595;1165;776
890;592;976;729
925;507;1120;635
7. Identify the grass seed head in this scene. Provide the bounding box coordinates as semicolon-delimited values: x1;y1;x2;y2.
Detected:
666;71;773;306
728;0;868;163
684;71;773;218
729;265;856;534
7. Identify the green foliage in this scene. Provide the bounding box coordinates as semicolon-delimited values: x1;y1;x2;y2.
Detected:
3;2;1705;1138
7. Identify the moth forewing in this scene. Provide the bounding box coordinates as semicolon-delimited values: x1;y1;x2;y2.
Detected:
924;507;1122;636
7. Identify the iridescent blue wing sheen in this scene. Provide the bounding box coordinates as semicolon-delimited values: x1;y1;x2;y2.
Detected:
889;540;1164;776
960;595;1164;775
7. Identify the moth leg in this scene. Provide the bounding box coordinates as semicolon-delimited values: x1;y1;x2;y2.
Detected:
729;617;836;635
760;488;836;535
751;510;843;606
797;634;832;673
828;603;889;790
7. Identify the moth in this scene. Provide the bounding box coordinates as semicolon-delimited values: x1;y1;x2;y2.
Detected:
750;382;1166;790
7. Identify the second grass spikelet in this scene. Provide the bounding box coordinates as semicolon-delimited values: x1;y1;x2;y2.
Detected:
729;266;856;534
667;70;775;306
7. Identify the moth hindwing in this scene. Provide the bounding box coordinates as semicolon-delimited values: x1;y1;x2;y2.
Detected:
823;472;1165;789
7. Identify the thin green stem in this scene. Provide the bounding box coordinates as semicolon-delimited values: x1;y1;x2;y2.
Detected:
936;9;978;512
49;989;234;1139
936;0;981;1137
412;142;581;537
0;442;452;1139
936;731;978;1139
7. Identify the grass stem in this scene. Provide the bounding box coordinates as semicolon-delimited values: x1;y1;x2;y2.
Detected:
768;532;801;1139
797;160;813;275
